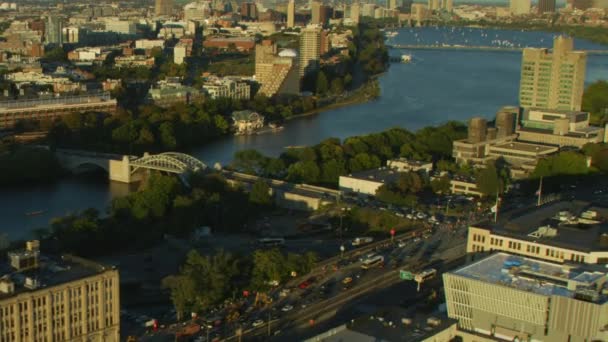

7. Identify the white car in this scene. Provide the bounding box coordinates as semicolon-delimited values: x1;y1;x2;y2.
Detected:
281;305;294;312
252;319;264;327
397;241;407;248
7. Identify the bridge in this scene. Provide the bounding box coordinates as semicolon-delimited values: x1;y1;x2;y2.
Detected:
388;44;608;55
54;148;206;184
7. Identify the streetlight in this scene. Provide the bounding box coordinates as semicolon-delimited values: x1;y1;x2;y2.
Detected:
206;324;213;342
340;244;345;259
339;207;351;242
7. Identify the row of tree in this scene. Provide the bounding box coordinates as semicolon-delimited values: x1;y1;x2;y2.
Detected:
41;172;273;256
231;122;467;187
162;248;317;320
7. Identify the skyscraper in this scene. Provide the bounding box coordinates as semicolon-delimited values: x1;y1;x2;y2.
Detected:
510;0;531;15
287;0;295;27
350;3;361;23
299;27;321;76
311;1;330;25
155;0;174;16
45;15;63;46
538;0;556;13
519;36;587;111
389;0;399;10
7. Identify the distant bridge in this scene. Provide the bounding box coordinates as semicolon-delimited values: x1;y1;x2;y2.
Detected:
388;44;608;55
54;148;206;183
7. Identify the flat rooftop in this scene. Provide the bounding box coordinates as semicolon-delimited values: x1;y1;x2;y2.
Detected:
343;167;401;184
490;141;557;153
453;252;608;303
474;201;608;253
0;253;113;299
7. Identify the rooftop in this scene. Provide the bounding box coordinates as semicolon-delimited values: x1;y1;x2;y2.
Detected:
0;252;113;300
474;200;608;253
344;167;402;184
490;141;557;153
453;252;608;303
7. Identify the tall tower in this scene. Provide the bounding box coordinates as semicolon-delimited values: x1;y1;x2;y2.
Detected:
311;1;321;25
299;27;321;77
519;36;587;111
155;0;174;16
350;3;360;23
538;0;556;13
45;15;63;46
389;0;399;10
510;0;531;15
287;0;295;27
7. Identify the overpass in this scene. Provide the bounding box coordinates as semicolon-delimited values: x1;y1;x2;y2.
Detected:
388;44;608;55
54;148;206;184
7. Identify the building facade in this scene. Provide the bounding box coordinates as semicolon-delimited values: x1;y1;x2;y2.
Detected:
202;78;251;100
538;0;556;13
0;241;120;342
510;0;531;14
255;41;300;96
466;201;608;264
444;252;608;341
299;27;321;77
155;0;174;16
287;0;295;27
519;36;587;112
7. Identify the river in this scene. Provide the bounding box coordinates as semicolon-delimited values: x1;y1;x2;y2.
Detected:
2;26;607;240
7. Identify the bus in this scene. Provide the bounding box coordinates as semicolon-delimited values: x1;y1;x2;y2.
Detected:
257;238;285;247
361;255;384;269
414;268;437;282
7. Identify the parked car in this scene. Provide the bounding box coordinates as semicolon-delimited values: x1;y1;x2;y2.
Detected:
252;319;264;327
281;304;293;312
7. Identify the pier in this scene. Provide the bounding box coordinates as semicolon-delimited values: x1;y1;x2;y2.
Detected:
388;44;608;55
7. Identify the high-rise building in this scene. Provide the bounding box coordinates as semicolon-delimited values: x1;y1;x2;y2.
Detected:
45;16;63;46
311;1;322;24
519;36;587;111
240;2;258;20
427;0;440;10
287;0;295;27
510;0;531;15
538;0;556;13
389;0;399;10
299;26;321;77
442;0;453;11
255;40;300;96
411;3;428;22
155;0;174;16
444;252;608;341
0;241;121;342
349;3;361;23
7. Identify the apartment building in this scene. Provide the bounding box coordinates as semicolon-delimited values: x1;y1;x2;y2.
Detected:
0;241;120;342
202;77;251;100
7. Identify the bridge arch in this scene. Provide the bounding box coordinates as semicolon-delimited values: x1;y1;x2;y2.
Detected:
130;152;206;174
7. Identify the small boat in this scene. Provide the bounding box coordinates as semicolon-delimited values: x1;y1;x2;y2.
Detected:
25;210;46;216
401;54;412;63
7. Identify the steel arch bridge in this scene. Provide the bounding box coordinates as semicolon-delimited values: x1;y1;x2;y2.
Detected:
130;152;206;175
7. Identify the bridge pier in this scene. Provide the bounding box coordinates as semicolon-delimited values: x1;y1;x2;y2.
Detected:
108;156;144;184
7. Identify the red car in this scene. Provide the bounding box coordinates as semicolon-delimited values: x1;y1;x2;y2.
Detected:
298;277;316;289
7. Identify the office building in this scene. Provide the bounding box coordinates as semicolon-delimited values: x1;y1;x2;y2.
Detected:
240;2;258;20
299;26;321;77
0;241;120;342
538;0;556;12
104;19;137;35
155;0;174;16
184;1;211;22
311;1;322;24
516;107;605;148
202;77;251;100
444;252;608;341
287;0;295;27
349;3;361;23
45;16;63;46
442;0;453;11
255;41;300;96
0;93;117;129
339;167;401;196
467;200;608;264
510;0;531;15
428;0;440;11
411;3;428;22
519;36;587;112
389;0;399;9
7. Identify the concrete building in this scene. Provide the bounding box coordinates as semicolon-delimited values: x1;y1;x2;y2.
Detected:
311;1;331;25
255;41;300;96
147;79;203;107
467;200;608;264
510;0;531;14
45;16;63;46
135;39;165;50
519;36;587;112
155;0;174;16
442;0;454;12
104;19;136;35
387;158;433;173
287;0;295;27
411;4;428;22
0;93;117;129
240;2;258;20
339;167;401;196
299;26;321;77
0;241;120;342
362;3;377;17
202;77;251;100
444;252;608;341
349;3;361;23
184;1;211;22
428;0;440;11
538;0;557;12
516;107;605;148
450;177;483;197
173;42;188;64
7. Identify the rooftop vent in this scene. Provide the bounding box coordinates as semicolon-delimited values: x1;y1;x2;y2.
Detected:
581;210;598;220
0;276;15;295
427;317;441;327
528;226;557;238
24;277;40;290
8;240;40;272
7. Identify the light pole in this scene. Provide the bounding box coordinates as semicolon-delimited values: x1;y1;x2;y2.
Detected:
267;310;271;337
206;324;212;342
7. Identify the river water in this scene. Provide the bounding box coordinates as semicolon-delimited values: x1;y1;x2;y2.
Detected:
2;26;607;240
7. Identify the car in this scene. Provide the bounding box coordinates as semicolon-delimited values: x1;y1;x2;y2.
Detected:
298;277;316;289
342;276;353;285
281;304;293;312
252;319;264;327
397;240;407;248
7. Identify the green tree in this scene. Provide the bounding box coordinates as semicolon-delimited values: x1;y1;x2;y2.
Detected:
582;80;608;125
330;78;344;94
476;164;501;197
315;71;329;95
249;180;272;206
